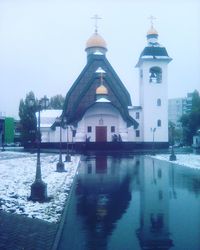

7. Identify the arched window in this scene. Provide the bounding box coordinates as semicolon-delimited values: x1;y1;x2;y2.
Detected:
157;98;161;106
149;67;162;83
157;119;161;127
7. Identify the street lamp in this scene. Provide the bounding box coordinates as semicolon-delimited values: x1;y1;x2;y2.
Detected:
28;95;50;202
70;126;75;156
169;124;176;161
56;116;65;172
151;127;156;155
63;117;71;162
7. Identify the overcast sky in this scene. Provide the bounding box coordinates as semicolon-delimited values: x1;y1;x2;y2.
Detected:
0;0;200;118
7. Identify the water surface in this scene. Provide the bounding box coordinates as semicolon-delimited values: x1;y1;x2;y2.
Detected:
58;155;200;250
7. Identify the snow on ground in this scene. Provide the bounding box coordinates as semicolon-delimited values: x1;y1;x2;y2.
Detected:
151;153;200;169
1;151;199;223
0;151;80;223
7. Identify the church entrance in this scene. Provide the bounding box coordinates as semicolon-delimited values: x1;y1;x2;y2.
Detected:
95;126;107;142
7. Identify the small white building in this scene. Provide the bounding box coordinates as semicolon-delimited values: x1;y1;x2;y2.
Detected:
38;110;62;142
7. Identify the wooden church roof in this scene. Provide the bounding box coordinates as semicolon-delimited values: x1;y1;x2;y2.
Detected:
62;53;138;128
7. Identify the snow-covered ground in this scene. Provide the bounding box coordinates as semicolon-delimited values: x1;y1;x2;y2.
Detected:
151;153;200;169
0;151;80;223
1;151;199;224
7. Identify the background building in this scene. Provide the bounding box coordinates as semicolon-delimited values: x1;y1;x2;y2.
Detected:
168;98;184;129
168;92;193;129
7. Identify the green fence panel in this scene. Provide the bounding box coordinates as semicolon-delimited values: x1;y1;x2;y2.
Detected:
5;117;14;143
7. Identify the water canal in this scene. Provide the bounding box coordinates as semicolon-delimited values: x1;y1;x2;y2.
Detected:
58;154;200;250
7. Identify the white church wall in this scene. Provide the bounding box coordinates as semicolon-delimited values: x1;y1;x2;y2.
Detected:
75;119;86;142
128;106;143;142
75;103;128;142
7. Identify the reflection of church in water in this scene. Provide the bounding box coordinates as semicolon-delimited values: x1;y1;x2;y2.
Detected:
75;155;173;250
40;19;172;148
76;155;134;249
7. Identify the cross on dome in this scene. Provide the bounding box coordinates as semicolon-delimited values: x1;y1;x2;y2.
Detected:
96;67;106;86
91;14;102;33
147;15;158;36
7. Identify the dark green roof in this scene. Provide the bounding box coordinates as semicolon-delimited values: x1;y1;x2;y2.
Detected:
140;46;169;57
62;54;138;128
136;45;172;67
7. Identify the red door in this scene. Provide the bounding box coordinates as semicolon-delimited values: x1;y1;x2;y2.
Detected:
96;126;107;142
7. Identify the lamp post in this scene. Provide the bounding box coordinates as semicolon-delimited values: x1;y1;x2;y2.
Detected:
28;95;50;202
63;117;71;162
56;116;65;172
151;127;156;155
169;124;176;161
70;126;75;156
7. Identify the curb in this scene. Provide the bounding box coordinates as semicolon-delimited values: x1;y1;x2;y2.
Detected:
51;158;81;250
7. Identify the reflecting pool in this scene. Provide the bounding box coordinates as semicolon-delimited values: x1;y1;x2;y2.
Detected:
58;155;200;250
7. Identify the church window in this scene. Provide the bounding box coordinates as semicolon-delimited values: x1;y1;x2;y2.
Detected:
87;126;92;133
136;130;140;137
149;67;162;83
157;120;161;127
111;126;115;133
157;98;161;106
136;112;140;119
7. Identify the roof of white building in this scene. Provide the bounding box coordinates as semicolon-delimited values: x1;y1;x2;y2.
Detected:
37;109;62;128
39;109;62;118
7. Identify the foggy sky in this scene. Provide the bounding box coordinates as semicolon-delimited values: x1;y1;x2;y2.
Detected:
0;0;200;118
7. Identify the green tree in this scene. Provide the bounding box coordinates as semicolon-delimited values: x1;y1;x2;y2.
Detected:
49;94;65;109
168;121;182;145
18;91;37;145
180;90;200;145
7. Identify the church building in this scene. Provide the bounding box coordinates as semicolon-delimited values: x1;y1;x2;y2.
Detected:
40;22;172;149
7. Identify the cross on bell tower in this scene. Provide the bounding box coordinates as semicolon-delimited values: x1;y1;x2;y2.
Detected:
148;15;157;28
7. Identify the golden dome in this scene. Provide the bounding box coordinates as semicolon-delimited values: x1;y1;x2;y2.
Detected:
96;84;108;95
86;32;107;49
147;26;158;35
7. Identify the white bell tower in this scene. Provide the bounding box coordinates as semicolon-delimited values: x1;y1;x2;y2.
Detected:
136;22;172;145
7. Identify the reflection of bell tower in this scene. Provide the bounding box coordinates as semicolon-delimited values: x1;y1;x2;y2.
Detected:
136;18;172;144
137;157;173;249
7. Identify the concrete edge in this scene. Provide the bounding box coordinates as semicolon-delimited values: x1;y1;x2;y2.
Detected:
51;156;81;250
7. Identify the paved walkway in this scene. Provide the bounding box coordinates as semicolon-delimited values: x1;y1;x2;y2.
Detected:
0;210;58;250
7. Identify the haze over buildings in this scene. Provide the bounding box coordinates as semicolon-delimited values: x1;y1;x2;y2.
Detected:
0;0;200;118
